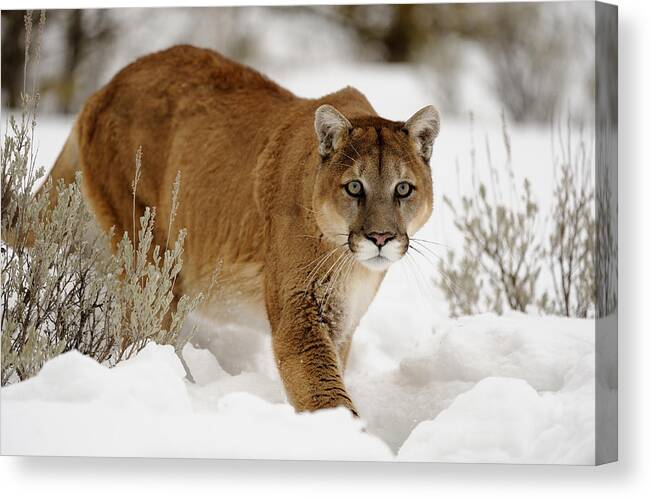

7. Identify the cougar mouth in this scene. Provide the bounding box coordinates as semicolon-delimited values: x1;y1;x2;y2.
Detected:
347;231;406;272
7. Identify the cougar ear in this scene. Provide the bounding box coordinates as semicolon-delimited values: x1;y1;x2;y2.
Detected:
404;105;440;163
314;105;352;158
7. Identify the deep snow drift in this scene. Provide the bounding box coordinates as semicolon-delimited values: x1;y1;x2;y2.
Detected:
0;343;391;460
1;313;596;463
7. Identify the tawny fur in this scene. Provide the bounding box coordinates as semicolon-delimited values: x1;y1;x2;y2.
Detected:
44;45;438;414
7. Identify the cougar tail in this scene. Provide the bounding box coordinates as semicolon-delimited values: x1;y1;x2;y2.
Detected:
1;120;81;248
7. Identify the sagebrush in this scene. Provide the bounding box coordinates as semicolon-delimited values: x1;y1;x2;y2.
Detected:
437;114;543;316
436;114;597;318
539;119;596;318
1;12;205;385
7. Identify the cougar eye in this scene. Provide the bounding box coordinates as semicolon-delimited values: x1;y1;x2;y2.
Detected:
395;181;414;198
345;180;364;197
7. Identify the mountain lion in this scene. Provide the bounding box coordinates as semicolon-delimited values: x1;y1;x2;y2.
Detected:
45;45;440;415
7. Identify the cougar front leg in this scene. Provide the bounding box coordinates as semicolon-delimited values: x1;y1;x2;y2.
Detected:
270;294;357;415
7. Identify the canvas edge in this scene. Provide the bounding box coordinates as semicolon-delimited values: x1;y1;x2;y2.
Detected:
594;0;618;466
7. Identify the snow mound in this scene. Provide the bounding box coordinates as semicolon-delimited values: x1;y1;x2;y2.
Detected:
1;313;596;463
0;344;392;460
347;313;595;463
398;377;593;463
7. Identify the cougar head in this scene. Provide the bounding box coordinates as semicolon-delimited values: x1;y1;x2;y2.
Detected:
313;104;439;272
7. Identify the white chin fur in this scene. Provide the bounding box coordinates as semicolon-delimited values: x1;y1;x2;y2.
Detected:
359;255;394;272
354;239;403;272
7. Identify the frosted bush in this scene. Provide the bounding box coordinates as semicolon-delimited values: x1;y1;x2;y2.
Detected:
1;111;203;384
436;114;543;316
437;114;597;318
1;12;205;385
539;119;596;318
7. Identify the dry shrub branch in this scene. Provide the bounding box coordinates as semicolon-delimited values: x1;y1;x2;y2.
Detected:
1;12;206;385
437;113;597;318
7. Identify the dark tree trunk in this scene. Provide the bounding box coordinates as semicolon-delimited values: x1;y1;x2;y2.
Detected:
1;11;27;109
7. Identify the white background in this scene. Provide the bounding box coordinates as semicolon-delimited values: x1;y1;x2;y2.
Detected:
1;0;648;497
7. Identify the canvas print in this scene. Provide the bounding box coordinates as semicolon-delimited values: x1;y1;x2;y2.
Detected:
0;2;617;464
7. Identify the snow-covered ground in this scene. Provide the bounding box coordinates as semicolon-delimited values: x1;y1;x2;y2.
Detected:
1;66;598;463
1;313;595;463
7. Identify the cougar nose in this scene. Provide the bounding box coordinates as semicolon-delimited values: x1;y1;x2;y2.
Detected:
365;231;395;248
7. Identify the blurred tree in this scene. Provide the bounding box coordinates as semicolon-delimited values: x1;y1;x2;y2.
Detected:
1;11;26;108
293;4;481;62
2;4;592;123
58;10;115;113
1;9;115;113
291;3;591;123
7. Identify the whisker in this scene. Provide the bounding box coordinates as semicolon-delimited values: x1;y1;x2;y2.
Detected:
298;241;349;267
298;248;334;271
298;245;340;274
323;253;355;309
335;256;356;303
397;251;438;317
342;254;356;284
300;253;342;303
322;253;352;308
299;204;322;215
349;142;361;160
318;256;347;306
300;246;344;300
410;237;451;249
409;243;464;298
408;243;431;261
410;242;464;296
403;252;432;310
339;152;358;163
397;255;415;301
434;265;465;302
410;240;444;262
317;249;349;287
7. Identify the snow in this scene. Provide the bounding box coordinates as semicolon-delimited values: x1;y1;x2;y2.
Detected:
350;313;595;461
0;66;600;463
399;376;592;464
395;315;596;463
1;313;596;463
0;344;392;460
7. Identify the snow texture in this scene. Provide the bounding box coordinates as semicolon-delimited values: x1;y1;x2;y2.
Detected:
0;344;391;460
1;313;595;463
